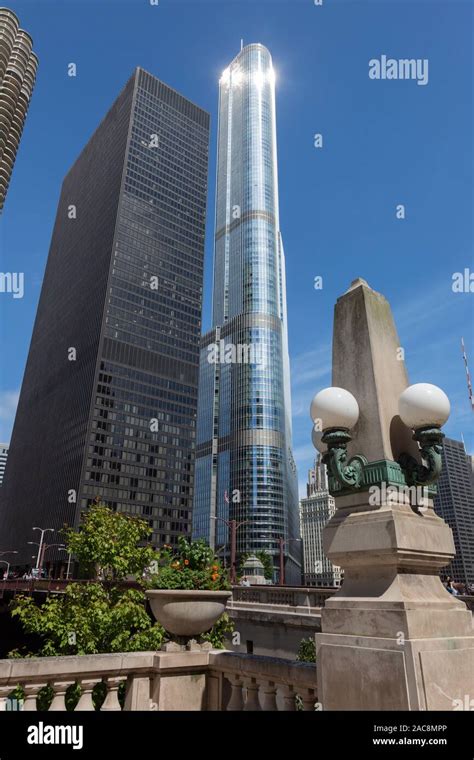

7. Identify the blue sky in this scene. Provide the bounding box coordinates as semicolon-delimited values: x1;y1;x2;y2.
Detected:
0;0;472;497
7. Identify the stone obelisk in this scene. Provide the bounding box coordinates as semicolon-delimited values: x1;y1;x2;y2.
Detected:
316;278;474;710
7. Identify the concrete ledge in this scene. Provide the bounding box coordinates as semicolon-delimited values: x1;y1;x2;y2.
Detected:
229;601;321;616
0;651;159;685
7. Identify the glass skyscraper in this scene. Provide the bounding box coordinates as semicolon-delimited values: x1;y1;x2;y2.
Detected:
192;44;300;583
0;443;8;486
434;438;474;587
0;68;209;567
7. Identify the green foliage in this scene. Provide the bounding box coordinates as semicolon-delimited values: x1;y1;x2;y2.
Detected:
201;612;234;649
255;551;274;581
65;683;82;711
8;684;57;711
63;502;156;581
9;583;164;657
296;637;316;663
146;536;230;591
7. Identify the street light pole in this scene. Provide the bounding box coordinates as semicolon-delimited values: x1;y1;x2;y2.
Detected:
230;520;237;584
0;560;11;579
39;544;66;576
0;550;18;576
66;551;72;580
31;527;54;570
210;516;251;584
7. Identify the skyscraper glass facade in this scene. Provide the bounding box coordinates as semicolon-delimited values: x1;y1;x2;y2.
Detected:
0;69;209;565
434;437;474;586
0;443;8;486
193;44;300;582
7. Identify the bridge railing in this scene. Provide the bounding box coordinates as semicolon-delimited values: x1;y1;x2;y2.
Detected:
208;651;317;710
230;585;336;609
0;649;317;711
3;579;471;613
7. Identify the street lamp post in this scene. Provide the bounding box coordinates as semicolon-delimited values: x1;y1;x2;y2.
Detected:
310;384;451;492
215;545;227;569
0;550;18;577
210;517;250;584
30;527;54;570
65;551;73;580
42;544;66;577
0;560;12;580
29;542;65;575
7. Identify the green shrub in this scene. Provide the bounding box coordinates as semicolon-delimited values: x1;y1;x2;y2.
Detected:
296;637;316;663
9;583;164;657
201;612;234;649
147;537;230;591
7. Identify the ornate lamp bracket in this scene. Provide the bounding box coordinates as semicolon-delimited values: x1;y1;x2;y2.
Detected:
321;428;368;489
398;426;444;487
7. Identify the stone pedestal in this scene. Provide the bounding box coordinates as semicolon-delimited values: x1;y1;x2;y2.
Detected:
317;492;474;710
316;279;474;710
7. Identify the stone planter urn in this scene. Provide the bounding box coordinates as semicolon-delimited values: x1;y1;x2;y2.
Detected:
146;589;232;637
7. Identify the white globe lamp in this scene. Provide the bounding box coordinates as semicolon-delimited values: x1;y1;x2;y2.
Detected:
398;383;450;431
310;387;360;431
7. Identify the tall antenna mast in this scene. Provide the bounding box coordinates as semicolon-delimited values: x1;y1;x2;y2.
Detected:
461;337;474;412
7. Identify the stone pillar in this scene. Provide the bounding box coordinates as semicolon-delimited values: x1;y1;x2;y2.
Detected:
316;279;474;711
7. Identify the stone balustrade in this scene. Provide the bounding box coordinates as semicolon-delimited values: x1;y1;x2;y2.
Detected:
231;585;336;609
0;649;317;711
208;651;317;710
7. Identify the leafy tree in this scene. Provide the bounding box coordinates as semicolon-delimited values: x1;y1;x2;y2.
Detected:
201;612;234;649
10;511;232;658
9;583;164;657
63;501;156;581
255;551;274;581
296;637;316;663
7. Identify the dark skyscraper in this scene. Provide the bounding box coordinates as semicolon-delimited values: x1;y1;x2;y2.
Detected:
434;437;474;586
0;68;209;565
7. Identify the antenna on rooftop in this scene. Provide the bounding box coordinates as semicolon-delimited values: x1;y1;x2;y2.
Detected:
461;337;474;412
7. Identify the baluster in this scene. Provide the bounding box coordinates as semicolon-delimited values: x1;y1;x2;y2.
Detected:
242;677;261;711
49;680;75;711
259;680;278;711
299;687;317;711
225;674;244;711
23;683;47;711
75;678;99;711
101;676;125;711
278;684;296;711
